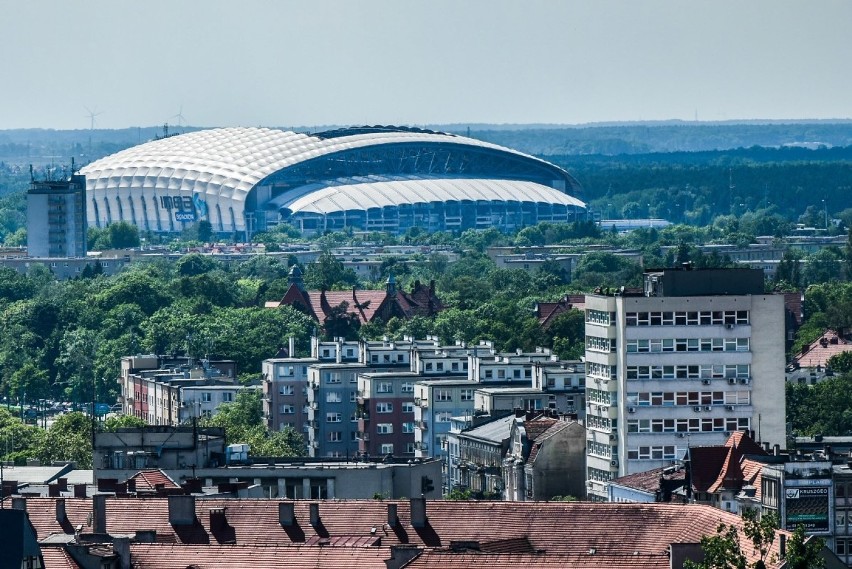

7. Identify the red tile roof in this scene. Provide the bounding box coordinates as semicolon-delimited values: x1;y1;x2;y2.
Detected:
127;470;180;492
406;551;671;569
536;296;585;328
693;432;769;494
527;420;576;464
269;282;442;324
41;546;81;569
19;497;786;567
127;543;394;568
611;466;686;495
792;329;852;369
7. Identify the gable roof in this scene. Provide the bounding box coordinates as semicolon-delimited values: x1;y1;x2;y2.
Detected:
611;466;686;496
528;420;579;464
19;498;791;568
691;432;769;494
536;296;585;328
127;470;180;493
269;281;442;325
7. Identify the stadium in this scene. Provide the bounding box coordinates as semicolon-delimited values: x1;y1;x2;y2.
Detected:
81;126;586;237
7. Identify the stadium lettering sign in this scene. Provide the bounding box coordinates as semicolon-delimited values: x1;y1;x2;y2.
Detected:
160;195;195;211
175;212;196;222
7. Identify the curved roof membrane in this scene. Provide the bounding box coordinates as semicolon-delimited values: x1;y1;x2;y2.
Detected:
80;126;584;234
280;177;585;215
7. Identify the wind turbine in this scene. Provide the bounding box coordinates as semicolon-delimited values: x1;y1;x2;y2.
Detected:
172;105;187;132
84;106;103;156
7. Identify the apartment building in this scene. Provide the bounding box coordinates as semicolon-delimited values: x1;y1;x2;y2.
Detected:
119;355;238;426
531;360;586;418
356;371;421;457
262;356;314;437
584;267;786;501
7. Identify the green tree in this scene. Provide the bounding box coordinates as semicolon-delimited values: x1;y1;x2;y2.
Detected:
785;524;826;569
685;510;778;569
33;412;94;468
303;254;359;290
102;414;147;431
827;351;852;374
202;390;303;457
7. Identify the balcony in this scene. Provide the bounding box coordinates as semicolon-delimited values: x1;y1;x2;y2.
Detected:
414;441;429;452
417;420;428;431
414;397;428;409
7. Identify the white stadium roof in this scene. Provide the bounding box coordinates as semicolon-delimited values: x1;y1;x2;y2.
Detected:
278;177;585;214
80;126;572;203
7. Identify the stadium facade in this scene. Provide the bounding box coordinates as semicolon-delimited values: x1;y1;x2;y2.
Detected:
81;126;585;237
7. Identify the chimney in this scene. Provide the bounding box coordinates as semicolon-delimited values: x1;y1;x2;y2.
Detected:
49;484;60;497
57;478;68;491
387;503;398;527
113;536;131;569
74;484;87;498
11;497;26;511
127;479;136;494
410;497;426;528
279;502;295;526
209;507;227;531
56;498;67;523
93;494;107;534
780;533;787;558
309;503;320;527
774;444;781;456
168;494;196;526
288;336;296;358
134;530;157;543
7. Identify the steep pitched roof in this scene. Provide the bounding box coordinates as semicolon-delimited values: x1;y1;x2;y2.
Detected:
528;420;577;464
269;282;442;325
611;466;686;495
127;470;180;492
127;543;395;568
536;296;585;328
693;432;769;494
19;498;791;567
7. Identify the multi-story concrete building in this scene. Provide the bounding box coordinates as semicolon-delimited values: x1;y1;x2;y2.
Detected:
584;267;786;500
412;379;480;482
262;356;315;438
119;355;238;426
532;360;586;417
27;173;87;258
180;384;253;423
356;371;421;458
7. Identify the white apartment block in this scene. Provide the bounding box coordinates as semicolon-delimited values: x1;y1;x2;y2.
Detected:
584;267;786;501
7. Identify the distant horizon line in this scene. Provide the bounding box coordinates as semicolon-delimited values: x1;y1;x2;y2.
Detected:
3;117;852;133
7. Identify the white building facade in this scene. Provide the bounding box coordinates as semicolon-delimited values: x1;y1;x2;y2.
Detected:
584;267;786;500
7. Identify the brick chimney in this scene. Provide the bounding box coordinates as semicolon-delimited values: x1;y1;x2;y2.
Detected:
56;498;67;523
209;507;227;531
11;496;26;511
309;503;320;527
168;494;196;526
410;497;426;528
387;503;398;527
93;494;107;534
279;502;295;526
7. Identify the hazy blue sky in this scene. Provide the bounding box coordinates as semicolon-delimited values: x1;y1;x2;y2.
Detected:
1;0;850;130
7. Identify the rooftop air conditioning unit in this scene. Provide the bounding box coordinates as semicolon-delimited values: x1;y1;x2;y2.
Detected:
703;405;712;412
739;378;750;385
725;405;735;411
609;434;616;441
610;460;619;467
728;378;737;385
693;406;702;412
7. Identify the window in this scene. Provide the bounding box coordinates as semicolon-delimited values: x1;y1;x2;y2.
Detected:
376;402;394;413
402;422;416;433
278;365;294;377
279;385;295;395
406;443;416;454
376;381;393;393
460;389;474;401
435;389;452;402
436;412;453;422
377;423;393;434
202;392;212;402
280;404;295;414
402;402;415;413
325;372;341;384
484;369;493;379
380;443;394;454
401;382;414;393
326;391;342;403
328;431;342;442
222;392;233;402
326;412;342;423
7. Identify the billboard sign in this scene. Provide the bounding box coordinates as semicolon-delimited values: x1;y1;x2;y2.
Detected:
785;485;830;532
